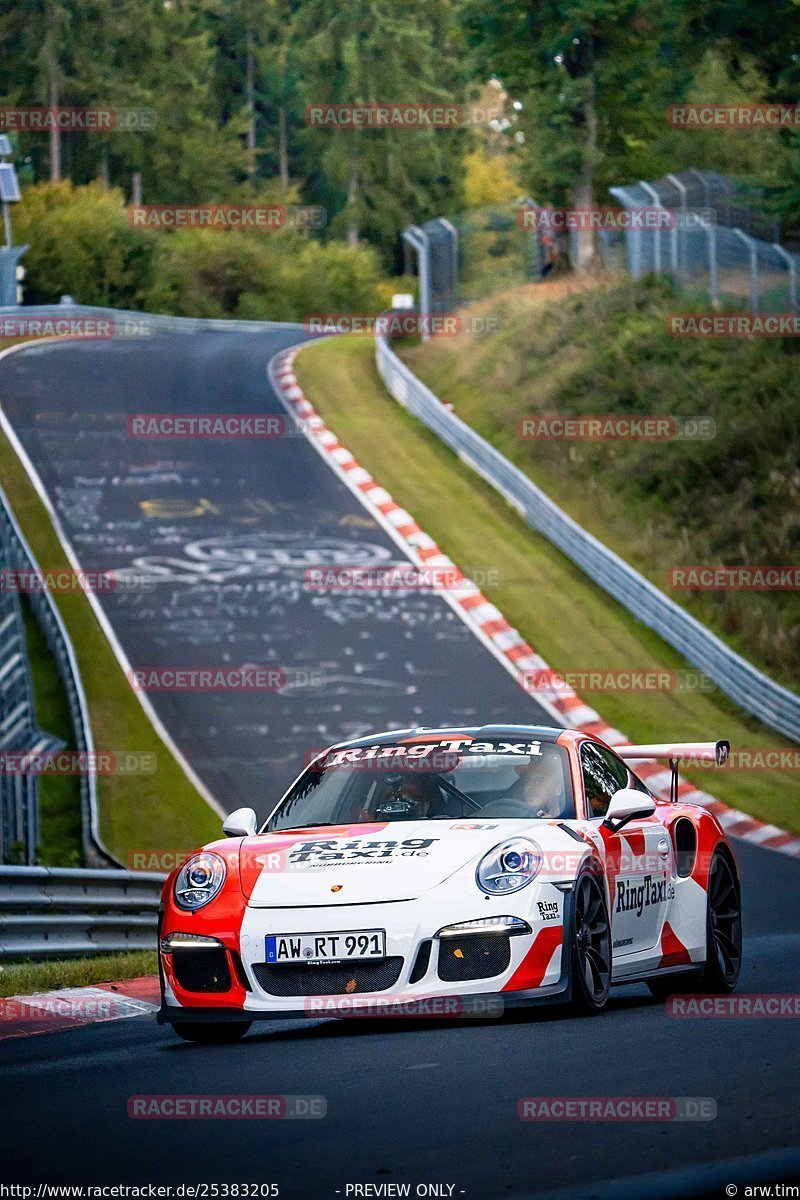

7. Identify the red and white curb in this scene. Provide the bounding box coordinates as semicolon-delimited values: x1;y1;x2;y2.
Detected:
0;976;159;1041
271;348;800;860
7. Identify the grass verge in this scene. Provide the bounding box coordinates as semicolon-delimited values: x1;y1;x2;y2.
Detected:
0;347;221;864
401;277;799;689
294;335;799;834
0;950;157;997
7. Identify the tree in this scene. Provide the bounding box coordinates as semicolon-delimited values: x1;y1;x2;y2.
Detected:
0;0;247;202
459;0;687;270
290;0;465;254
205;0;290;185
0;0;82;181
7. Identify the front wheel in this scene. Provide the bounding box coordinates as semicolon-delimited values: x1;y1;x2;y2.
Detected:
172;1021;252;1044
570;864;612;1014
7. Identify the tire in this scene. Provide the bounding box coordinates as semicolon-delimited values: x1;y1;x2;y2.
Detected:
172;1021;252;1044
570;863;612;1014
648;848;742;1000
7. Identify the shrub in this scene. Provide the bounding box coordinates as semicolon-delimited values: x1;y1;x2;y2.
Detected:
14;182;154;307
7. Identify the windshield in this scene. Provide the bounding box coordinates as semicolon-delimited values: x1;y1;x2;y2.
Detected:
265;742;575;830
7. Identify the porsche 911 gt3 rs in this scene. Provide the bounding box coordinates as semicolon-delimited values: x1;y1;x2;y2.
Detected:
156;725;742;1042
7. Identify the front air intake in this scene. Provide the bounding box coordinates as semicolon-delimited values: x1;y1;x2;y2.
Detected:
437;933;511;982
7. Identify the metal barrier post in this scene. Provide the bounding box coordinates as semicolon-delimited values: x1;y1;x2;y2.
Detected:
733;228;759;313
772;243;798;309
666;173;687;280
402;225;431;341
639;181;663;275
704;219;719;304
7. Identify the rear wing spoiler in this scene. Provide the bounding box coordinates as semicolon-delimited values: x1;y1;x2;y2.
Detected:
616;740;730;767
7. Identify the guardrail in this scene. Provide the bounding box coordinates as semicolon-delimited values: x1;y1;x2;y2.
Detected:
0;865;165;958
375;333;800;744
0;486;114;865
0;302;307;336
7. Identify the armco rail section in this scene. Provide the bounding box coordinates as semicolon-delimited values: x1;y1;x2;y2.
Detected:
0;865;165;959
0;482;110;868
375;333;800;744
0;485;110;865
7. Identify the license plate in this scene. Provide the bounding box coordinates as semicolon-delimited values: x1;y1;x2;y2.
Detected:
265;929;386;964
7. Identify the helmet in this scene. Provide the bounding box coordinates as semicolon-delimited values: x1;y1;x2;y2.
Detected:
372;773;441;821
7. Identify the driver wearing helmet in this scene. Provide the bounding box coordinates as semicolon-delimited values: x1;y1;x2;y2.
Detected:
371;773;444;821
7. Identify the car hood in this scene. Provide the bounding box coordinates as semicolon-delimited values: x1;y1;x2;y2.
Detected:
239;819;590;907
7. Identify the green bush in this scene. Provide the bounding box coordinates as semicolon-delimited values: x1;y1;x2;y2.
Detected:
145;230;384;320
14;182;154;308
14;182;388;321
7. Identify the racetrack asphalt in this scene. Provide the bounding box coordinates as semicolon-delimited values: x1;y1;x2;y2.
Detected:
0;837;798;1196
0;328;552;815
0;327;797;1197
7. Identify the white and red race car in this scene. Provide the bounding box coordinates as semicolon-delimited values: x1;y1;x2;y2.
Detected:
157;725;741;1042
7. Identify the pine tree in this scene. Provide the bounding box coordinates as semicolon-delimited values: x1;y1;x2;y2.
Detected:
290;0;465;253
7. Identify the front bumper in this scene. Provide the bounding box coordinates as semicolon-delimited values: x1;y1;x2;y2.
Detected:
157;978;571;1025
158;885;573;1023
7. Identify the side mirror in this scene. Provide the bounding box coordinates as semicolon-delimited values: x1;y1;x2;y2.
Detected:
602;788;656;832
222;807;258;838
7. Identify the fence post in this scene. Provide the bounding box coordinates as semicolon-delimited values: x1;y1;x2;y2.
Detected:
772;243;798;309
733;228;759;314
438;218;459;307
701;218;719;305
667;173;688;280
639;181;663;275
521;197;544;279
402;225;431;342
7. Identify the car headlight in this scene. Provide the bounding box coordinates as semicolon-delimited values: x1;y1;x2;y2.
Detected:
476;838;542;895
174;852;226;910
